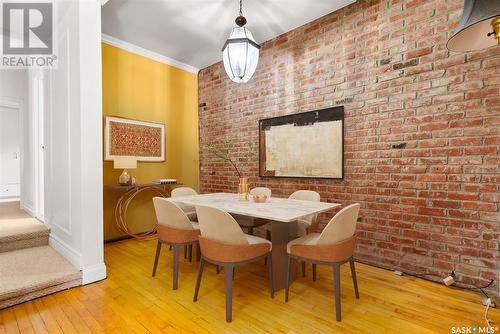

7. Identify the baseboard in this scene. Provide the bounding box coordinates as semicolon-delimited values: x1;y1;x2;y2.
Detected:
49;234;81;269
20;202;35;217
82;262;107;285
0;197;20;203
48;235;106;285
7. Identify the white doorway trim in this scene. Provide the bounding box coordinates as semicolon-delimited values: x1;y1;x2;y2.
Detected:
32;70;45;221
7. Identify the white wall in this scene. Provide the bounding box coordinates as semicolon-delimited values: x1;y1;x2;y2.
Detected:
44;0;105;284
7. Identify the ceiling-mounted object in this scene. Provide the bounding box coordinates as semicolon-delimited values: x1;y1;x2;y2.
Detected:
222;0;260;83
447;0;500;52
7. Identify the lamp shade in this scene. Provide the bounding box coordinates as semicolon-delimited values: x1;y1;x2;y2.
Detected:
113;156;137;169
447;0;500;52
222;27;260;83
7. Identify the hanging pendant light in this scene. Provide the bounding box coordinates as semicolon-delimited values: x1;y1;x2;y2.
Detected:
222;0;260;83
447;0;500;52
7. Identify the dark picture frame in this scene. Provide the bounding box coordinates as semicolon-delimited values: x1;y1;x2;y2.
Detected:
259;106;344;179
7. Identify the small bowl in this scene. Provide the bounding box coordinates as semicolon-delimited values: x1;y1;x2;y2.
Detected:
253;194;268;203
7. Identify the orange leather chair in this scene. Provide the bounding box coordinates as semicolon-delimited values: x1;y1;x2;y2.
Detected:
193;205;274;322
152;197;200;290
285;203;360;321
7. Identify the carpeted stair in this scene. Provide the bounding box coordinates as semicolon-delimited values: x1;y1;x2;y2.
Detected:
0;218;50;253
0;246;81;309
0;202;82;309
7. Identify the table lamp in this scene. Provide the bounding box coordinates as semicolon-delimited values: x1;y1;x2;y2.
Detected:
114;156;137;186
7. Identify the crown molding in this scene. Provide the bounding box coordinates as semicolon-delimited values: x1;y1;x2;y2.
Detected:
101;34;199;74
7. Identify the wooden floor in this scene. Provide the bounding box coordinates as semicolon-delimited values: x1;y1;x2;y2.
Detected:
1;239;498;333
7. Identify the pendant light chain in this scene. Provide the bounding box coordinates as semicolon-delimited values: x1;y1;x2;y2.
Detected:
239;0;243;16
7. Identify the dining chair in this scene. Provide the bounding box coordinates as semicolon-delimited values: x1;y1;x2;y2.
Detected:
265;190;321;240
285;203;361;321
152;197;200;290
234;187;272;235
289;190;321;237
171;187;198;221
193;205;274;323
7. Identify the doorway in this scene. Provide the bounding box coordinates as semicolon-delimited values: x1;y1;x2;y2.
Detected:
0;103;21;202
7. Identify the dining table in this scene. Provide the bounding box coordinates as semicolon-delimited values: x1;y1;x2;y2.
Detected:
170;192;340;290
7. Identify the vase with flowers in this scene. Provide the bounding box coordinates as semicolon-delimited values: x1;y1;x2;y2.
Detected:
204;140;254;201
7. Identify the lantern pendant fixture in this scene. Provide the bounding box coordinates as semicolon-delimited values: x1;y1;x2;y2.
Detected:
222;0;260;83
447;0;500;52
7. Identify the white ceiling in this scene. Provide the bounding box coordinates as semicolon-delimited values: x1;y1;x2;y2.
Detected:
102;0;356;71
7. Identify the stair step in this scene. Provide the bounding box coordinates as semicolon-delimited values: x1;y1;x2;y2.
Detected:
0;218;50;252
0;246;81;309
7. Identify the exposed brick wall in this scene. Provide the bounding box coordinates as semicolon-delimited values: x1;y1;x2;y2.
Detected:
198;0;500;295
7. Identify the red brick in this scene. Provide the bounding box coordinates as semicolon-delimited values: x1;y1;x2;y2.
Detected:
407;47;433;59
463;202;497;212
465;88;500;99
403;230;429;239
431;200;460;209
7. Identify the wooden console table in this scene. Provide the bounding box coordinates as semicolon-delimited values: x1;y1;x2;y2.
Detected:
105;183;181;239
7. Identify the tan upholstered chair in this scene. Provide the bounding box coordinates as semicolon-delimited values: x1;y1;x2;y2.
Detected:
171;187;198;221
289;190;321;236
152;197;200;290
265;190;321;239
193;205;274;322
234;187;272;235
285;203;361;321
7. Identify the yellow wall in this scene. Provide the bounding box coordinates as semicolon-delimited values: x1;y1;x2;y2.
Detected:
102;43;199;241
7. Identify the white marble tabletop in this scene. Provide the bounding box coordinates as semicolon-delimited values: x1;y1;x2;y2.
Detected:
170;192;340;223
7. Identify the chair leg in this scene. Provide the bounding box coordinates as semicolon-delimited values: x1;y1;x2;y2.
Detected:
216;265;220;274
172;245;180;290
285;255;291;302
232;267;235;280
193;258;205;302
266;230;271;241
196;243;201;262
188;245;193;263
225;265;234;322
302;261;306;277
267;253;274;298
248;226;254;235
184;245;187;259
152;240;162;277
350;258;360;299
312;263;317;282
333;263;341;321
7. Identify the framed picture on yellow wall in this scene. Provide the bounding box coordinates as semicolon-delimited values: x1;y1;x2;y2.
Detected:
104;116;165;162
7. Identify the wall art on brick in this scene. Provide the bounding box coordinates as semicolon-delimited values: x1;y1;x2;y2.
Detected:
104;116;165;162
259;107;344;179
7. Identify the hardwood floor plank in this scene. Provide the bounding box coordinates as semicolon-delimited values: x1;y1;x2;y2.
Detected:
1;239;498;333
1;308;20;334
21;303;47;334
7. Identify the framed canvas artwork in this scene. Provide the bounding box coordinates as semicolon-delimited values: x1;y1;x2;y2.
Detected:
104;116;165;162
259;107;344;179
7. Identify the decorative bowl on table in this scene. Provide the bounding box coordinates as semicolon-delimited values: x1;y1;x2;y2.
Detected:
253;194;268;203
